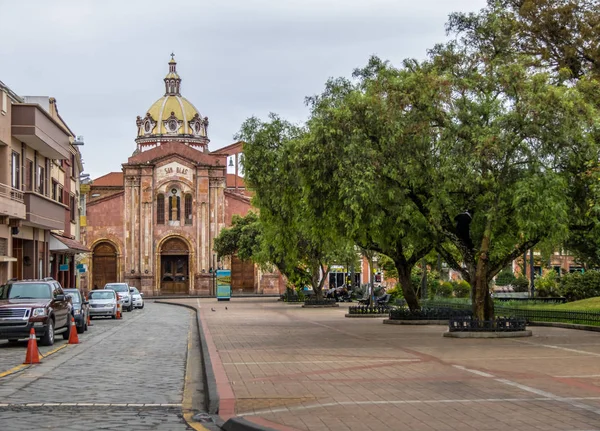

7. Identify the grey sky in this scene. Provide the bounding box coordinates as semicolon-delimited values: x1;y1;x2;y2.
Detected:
0;0;486;179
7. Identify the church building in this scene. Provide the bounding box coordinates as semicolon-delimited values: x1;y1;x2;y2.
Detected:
82;57;282;296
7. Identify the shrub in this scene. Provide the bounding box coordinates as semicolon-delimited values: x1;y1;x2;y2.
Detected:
535;271;561;297
436;281;453;298
453;280;470;298
387;283;404;302
559;270;600;302
495;269;516;287
512;276;529;292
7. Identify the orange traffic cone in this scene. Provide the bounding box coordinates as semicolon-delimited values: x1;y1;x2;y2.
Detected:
68;316;79;344
24;328;40;364
116;302;122;320
87;312;92;327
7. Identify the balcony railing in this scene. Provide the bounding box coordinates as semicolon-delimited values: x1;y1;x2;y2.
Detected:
0;182;24;203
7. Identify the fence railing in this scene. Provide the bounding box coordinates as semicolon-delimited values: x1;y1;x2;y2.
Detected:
421;300;600;326
348;305;391;315
0;182;24;203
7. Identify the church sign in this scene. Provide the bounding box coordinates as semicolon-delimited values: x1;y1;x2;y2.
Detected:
157;162;193;182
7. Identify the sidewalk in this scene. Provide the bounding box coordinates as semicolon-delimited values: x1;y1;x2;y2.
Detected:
169;298;600;431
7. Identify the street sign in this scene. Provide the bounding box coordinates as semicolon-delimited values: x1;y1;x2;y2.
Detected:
59;264;69;271
78;268;86;273
216;269;231;301
76;263;84;269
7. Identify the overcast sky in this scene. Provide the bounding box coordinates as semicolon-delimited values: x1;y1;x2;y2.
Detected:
0;0;486;179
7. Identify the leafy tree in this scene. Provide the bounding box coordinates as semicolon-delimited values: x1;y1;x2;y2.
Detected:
213;211;262;261
495;269;516;287
401;3;600;321
238;115;345;300
297;58;438;311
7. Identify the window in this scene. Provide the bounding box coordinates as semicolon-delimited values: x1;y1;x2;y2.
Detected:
37;165;45;195
25;159;33;191
70;153;76;178
184;194;192;225
11;151;20;189
157;194;165;224
69;194;76;222
52;180;63;203
1;91;7;115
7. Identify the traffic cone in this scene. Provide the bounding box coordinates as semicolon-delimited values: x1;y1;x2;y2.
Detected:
116;302;122;320
68;317;79;344
87;312;92;327
24;328;40;364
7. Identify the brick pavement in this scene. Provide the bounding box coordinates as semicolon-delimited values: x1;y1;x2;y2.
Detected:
0;303;193;430
174;298;600;431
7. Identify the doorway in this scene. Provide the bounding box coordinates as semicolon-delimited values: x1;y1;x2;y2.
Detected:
160;237;189;294
92;242;117;289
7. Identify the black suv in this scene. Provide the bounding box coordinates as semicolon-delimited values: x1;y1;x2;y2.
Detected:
0;278;72;346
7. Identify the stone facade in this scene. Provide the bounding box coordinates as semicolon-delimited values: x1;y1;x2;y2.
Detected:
84;58;282;296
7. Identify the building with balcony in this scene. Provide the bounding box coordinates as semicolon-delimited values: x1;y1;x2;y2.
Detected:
0;80;88;286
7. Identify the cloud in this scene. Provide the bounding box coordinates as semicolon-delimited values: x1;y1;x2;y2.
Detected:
0;0;487;179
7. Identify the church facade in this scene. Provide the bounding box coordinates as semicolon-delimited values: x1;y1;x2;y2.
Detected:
82;57;282;296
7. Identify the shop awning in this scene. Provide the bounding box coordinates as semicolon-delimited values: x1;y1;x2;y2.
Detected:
49;234;90;254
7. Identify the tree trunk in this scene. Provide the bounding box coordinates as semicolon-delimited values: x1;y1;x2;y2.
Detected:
473;217;494;322
396;262;420;311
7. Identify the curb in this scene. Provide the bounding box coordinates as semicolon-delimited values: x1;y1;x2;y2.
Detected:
345;314;388;318
383;319;448;325
157;300;286;431
155;301;219;415
221;417;279;431
529;321;600;332
443;330;533;338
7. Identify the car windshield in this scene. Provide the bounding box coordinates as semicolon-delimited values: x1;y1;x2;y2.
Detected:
89;291;115;300
131;287;140;295
65;292;81;303
2;283;51;300
105;284;128;293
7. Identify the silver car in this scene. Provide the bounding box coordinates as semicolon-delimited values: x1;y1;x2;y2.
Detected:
130;287;144;309
88;289;117;319
104;283;132;312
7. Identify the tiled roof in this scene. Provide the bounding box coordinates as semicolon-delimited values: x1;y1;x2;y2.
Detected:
93;172;123;187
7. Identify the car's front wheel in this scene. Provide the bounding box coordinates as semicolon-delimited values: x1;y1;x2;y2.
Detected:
40;320;55;346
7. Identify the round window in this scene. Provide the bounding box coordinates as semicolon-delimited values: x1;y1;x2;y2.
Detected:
169;119;178;132
144;121;152;133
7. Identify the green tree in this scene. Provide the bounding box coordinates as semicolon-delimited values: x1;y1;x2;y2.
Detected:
297;58;437;311
428;2;600;320
238;115;345;300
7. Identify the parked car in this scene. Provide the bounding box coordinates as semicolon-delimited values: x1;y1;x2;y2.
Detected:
64;289;89;333
104;283;133;311
0;278;72;346
130;287;144;309
88;289;118;319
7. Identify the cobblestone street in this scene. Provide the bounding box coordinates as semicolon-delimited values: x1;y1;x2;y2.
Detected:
0;302;193;430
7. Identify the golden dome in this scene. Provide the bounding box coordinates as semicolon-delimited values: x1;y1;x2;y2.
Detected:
140;95;201;136
135;56;210;145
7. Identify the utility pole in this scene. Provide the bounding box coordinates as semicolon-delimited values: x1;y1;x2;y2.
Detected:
530;249;535;297
421;258;427;300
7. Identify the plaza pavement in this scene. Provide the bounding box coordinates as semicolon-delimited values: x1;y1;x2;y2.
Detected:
169;297;600;431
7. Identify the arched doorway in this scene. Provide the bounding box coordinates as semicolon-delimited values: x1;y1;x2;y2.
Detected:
92;242;118;289
231;255;256;293
160;237;189;294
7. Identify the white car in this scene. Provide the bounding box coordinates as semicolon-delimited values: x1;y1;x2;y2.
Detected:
130;287;144;309
88;289;117;319
104;283;133;312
